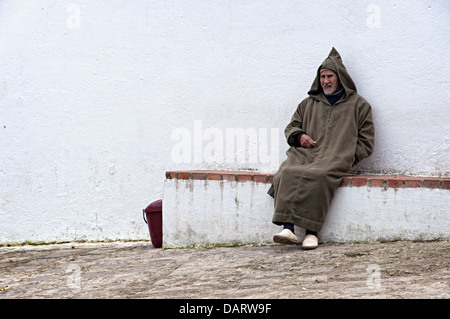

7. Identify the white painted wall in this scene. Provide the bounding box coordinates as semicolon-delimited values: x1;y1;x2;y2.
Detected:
1;0;449;243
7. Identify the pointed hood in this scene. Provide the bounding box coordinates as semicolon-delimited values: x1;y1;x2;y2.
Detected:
308;47;357;100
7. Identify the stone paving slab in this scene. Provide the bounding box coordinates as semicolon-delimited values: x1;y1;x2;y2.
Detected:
0;241;448;299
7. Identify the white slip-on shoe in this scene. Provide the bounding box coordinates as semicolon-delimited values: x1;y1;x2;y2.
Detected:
302;234;319;250
273;229;298;245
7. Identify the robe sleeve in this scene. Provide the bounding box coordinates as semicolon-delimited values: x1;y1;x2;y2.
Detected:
284;101;306;146
355;102;375;163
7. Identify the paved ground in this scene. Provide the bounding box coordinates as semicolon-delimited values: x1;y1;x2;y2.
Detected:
0;240;448;299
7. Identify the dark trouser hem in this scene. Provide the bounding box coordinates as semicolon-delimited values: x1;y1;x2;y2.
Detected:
305;229;318;236
283;223;295;233
283;223;318;236
273;216;323;233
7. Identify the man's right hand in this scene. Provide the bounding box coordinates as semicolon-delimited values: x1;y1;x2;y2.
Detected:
299;134;317;148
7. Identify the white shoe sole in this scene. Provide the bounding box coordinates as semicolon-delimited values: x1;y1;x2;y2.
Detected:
302;243;318;250
273;234;298;245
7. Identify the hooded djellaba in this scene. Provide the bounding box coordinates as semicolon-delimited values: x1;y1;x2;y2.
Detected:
268;47;375;234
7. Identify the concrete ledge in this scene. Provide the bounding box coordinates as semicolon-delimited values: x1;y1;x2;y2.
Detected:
162;171;450;248
166;170;450;189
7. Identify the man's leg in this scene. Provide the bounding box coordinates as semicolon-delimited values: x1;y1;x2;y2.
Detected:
283;223;295;233
305;229;317;236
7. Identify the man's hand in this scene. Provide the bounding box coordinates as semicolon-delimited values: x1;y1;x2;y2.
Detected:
299;134;317;148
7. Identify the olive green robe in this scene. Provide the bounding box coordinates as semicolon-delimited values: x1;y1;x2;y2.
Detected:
268;48;375;232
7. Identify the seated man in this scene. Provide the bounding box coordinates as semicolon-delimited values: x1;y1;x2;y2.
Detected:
268;48;375;249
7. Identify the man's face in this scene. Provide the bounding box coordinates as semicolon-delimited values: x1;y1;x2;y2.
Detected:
320;69;340;95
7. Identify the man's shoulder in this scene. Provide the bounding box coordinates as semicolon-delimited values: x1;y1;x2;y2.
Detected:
299;95;320;105
300;95;314;102
349;92;371;107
